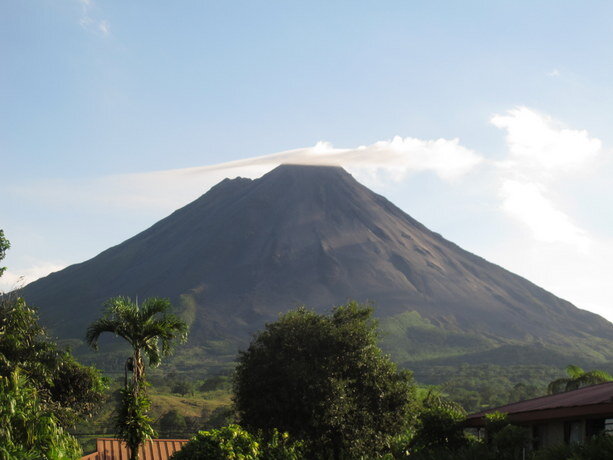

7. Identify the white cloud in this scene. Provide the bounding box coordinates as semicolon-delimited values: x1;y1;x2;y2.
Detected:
77;0;110;37
484;107;613;319
153;135;483;181
97;20;110;36
491;107;602;250
15;135;483;214
0;262;66;293
492;107;601;175
499;179;589;249
134;136;480;204
547;69;560;77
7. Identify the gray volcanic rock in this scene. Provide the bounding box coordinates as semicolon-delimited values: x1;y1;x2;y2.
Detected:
20;164;613;362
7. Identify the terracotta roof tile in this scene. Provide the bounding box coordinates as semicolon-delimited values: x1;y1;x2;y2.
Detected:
81;438;189;460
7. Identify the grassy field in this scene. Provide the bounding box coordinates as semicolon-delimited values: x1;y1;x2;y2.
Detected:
73;379;234;454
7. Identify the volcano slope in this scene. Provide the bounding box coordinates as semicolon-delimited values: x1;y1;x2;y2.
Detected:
19;164;613;367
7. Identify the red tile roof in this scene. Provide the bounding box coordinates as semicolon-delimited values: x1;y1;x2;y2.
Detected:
467;381;613;426
81;438;189;460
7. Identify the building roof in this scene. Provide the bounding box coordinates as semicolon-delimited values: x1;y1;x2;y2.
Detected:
81;438;189;460
467;381;613;426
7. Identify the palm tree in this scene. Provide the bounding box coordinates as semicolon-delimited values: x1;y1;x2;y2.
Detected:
87;296;187;386
86;296;188;460
547;364;613;394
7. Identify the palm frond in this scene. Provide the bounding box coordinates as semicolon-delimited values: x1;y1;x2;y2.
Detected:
566;364;585;379
142;340;162;367
141;315;188;360
85;318;123;350
140;298;171;320
576;370;613;387
87;296;187;370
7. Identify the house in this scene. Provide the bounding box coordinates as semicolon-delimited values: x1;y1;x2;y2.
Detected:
81;438;189;460
466;381;613;449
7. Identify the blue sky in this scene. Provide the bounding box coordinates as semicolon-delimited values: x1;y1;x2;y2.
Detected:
2;1;613;320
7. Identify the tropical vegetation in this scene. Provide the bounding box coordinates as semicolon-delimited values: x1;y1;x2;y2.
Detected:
0;294;107;426
547;364;613;394
87;296;188;460
0;231;106;458
4;227;613;459
0;229;8;279
234;302;417;459
0;370;82;460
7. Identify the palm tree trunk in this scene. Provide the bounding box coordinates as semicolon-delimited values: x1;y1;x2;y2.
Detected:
130;347;144;460
133;348;144;390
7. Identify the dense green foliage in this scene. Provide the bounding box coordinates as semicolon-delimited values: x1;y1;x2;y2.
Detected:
0;294;107;426
482;412;530;459
172;379;195;396
115;382;156;458
170;425;304;460
0;229;9;279
0;232;107;456
86;296;188;379
532;434;613;460
170;425;260;459
409;390;468;453
413;363;561;411
547;364;613;394
0;370;82;460
234;302;417;458
159;409;188;436
402;411;530;460
87;296;188;460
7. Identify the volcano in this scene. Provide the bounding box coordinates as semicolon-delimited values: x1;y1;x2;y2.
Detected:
20;164;613;365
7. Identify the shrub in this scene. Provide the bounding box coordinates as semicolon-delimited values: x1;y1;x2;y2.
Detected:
533;433;613;460
410;391;467;453
0;370;82;460
170;425;260;460
258;429;304;460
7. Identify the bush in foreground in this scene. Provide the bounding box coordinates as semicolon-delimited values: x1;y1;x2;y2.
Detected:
0;370;82;460
170;425;303;460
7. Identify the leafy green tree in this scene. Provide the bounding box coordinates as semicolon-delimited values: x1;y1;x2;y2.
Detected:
201;405;236;430
0;370;82;460
172;379;195;396
233;302;417;459
0;229;9;279
87;296;188;460
409;390;468;454
200;375;230;392
0;293;106;426
159;410;188;437
0;230;106;459
547;364;613;394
